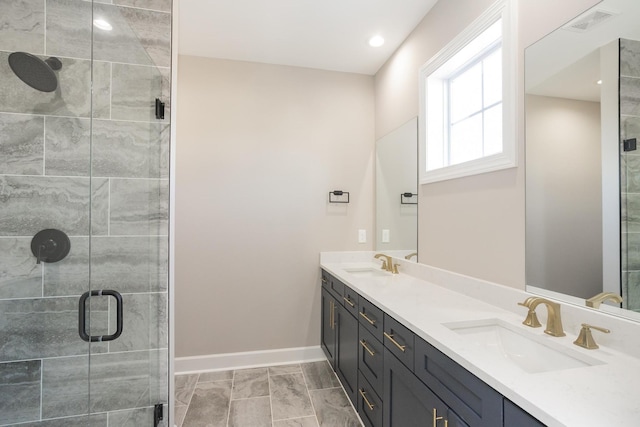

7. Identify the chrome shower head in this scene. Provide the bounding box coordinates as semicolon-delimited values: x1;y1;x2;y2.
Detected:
8;52;62;93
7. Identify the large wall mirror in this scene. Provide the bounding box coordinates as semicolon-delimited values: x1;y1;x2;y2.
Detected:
376;117;418;259
525;0;640;321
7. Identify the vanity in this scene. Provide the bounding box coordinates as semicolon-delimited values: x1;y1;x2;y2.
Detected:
320;252;640;427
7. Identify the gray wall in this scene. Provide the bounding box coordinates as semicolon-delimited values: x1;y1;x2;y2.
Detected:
0;0;171;424
175;56;375;357
525;95;602;299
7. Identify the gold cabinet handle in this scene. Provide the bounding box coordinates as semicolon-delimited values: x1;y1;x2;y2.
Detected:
359;339;375;356
384;331;406;352
359;311;376;325
321;278;328;285
433;408;443;427
330;300;335;330
343;297;355;307
359;389;375;411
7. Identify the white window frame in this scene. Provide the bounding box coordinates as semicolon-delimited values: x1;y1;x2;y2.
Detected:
419;0;517;184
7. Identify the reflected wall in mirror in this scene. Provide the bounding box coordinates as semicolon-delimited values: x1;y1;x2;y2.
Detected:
375;117;418;259
525;0;640;320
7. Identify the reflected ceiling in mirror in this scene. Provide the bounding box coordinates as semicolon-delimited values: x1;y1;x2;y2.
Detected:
375;117;418;259
525;0;640;322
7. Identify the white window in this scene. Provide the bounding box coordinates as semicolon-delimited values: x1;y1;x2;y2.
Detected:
419;0;516;184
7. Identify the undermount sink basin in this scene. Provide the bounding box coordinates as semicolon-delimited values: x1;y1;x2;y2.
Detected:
443;319;604;374
343;267;392;278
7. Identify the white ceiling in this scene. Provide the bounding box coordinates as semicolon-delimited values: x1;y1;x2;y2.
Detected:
178;0;438;75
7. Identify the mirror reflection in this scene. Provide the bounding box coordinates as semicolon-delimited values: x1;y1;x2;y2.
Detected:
375;117;418;258
525;0;640;319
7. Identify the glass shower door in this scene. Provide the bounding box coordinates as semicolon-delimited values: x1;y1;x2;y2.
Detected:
0;0;171;425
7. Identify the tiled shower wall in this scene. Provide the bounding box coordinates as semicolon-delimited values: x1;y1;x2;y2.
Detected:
621;38;640;312
0;0;171;425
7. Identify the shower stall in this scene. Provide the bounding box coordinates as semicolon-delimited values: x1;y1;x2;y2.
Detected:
0;0;172;425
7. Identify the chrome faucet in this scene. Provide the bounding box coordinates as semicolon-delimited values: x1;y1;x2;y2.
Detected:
518;297;565;337
374;253;398;274
585;292;623;309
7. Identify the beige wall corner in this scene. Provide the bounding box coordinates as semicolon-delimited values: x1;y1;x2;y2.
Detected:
175;56;375;357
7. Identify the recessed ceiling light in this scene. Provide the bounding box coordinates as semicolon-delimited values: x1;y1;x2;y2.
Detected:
93;19;113;31
597;79;602;85
368;35;385;48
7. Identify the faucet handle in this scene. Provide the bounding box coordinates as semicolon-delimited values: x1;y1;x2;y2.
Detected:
379;259;388;270
392;263;399;274
573;323;610;350
518;299;542;328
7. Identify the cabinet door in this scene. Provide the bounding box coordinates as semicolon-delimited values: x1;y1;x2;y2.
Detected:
336;303;359;405
321;288;337;367
383;348;449;427
504;400;545;427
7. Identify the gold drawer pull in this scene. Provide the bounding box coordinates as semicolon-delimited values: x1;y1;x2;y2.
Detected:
359;311;376;325
384;331;406;352
343;297;355;307
321;278;328;284
359;389;375;411
330;300;335;330
359;339;375;356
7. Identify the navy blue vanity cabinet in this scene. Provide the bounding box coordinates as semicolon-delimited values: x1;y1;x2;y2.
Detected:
321;287;338;367
358;324;384;395
322;269;343;301
359;296;384;341
358;371;383;427
414;336;503;427
383;348;468;427
343;285;360;317
383;314;414;369
335;299;359;406
504;400;545;427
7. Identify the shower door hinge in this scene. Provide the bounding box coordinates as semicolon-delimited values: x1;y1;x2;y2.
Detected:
155;98;165;120
154;403;164;426
624;138;637;152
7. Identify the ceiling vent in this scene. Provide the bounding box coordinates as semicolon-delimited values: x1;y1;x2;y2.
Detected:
562;9;618;33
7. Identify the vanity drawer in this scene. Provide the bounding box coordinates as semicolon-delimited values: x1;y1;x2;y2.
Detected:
358;371;383;427
358;296;384;341
383;314;414;370
358;324;383;396
342;285;359;316
414;336;502;427
321;270;343;301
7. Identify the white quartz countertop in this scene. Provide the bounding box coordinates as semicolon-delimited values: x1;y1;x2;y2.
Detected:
320;258;640;427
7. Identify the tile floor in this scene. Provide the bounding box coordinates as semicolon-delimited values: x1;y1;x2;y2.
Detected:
175;360;362;427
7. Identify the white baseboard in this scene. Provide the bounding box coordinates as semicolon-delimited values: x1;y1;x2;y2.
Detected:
175;346;326;374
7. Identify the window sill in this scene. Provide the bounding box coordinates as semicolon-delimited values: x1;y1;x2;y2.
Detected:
419;152;517;184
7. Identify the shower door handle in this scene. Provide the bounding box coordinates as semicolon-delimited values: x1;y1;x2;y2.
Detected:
78;290;123;342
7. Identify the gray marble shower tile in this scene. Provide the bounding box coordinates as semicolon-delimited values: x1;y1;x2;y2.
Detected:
16;414;108;427
0;0;45;53
626;233;640;271
232;368;269;400
623;193;640;233
620;77;640;117
42;349;166;418
93;4;171;67
0;237;42;299
0;52;92;117
0;360;41;425
109;178;169;235
45;0;91;59
273;417;320;427
175;374;199;405
228;396;272;427
44;116;90;176
269;364;302;376
301;361;340;390
182;380;232;427
0;296;107;362
92;120;170;178
270;373;314;421
111;63;165;122
623;154;640;193
115;0;172;12
198;370;234;383
109;292;168;352
90;236;168;292
626;271;640;311
92;61;112;119
0;113;44;175
621;115;640;141
107;406;158;426
309;388;360;427
621;39;640;78
0;175;91;236
42;235;87;296
91;177;110;236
